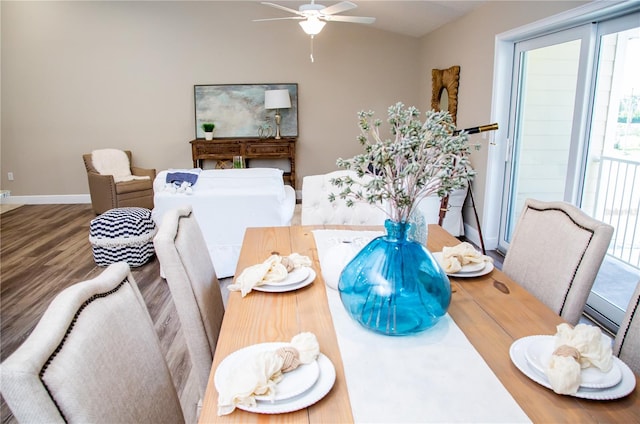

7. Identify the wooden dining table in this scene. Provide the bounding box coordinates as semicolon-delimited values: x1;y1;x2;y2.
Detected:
198;224;639;423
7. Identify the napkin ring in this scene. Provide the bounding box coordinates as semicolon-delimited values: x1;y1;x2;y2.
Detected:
276;347;302;372
553;344;581;362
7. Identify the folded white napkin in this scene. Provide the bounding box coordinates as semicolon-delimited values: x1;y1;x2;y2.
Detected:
441;242;492;274
228;253;312;297
545;323;613;394
217;332;320;415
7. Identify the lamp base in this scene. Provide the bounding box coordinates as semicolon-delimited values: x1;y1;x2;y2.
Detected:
275;110;282;139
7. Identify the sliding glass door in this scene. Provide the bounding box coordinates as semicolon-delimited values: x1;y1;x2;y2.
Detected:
500;12;640;331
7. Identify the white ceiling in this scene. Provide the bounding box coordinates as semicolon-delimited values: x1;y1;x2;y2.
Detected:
253;1;486;38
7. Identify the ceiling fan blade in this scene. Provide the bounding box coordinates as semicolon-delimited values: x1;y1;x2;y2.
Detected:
324;15;376;24
320;1;357;16
260;2;302;16
253;16;304;22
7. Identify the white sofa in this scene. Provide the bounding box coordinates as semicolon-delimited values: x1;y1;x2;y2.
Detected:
301;170;467;236
152;168;295;277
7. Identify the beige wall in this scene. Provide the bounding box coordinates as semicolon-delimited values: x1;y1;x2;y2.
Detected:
1;0;587;211
418;0;588;229
1;1;419;197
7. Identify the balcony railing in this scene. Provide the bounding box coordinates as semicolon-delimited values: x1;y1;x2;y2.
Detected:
593;155;640;269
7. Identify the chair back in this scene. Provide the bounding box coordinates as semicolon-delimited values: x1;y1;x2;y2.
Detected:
0;262;184;423
301;170;387;225
614;281;640;375
153;206;225;399
502;198;614;324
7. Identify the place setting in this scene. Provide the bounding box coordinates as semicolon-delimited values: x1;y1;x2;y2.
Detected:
509;323;636;400
228;253;316;296
215;332;336;415
252;265;317;293
432;241;494;278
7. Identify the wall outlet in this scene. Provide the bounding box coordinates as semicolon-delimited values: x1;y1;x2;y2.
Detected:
7;172;14;181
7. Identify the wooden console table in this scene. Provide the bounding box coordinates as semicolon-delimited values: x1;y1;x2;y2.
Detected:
189;137;296;188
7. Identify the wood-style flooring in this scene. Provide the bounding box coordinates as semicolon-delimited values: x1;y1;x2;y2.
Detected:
0;204;207;423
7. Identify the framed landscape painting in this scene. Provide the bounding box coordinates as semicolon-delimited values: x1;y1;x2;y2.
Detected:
194;83;298;138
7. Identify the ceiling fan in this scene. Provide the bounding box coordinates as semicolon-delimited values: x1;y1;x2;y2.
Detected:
254;1;376;36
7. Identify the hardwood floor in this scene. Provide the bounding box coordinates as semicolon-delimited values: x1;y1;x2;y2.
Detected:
0;204;202;423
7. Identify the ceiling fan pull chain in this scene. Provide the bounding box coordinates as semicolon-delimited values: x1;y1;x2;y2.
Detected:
309;35;315;63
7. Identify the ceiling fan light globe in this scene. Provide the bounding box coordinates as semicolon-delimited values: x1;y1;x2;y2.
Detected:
299;17;326;35
299;4;325;13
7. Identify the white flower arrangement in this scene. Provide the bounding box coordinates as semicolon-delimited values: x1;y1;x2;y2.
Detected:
330;102;477;223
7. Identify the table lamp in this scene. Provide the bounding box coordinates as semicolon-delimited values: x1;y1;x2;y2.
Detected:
265;89;291;139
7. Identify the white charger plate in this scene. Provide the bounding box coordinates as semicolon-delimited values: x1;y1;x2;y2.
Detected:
524;335;622;389
263;267;310;287
215;342;320;403
510;335;636;400
432;252;494;278
254;268;316;293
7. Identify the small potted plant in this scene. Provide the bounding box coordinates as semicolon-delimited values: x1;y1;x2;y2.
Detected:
202;122;215;140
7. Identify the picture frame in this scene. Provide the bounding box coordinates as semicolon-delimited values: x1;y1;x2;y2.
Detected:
431;66;460;125
194;83;298;138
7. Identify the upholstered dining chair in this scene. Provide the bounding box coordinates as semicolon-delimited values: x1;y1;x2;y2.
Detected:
301;170;388;225
153;205;225;409
83;149;156;214
613;280;640;375
502;198;614;325
0;262;184;423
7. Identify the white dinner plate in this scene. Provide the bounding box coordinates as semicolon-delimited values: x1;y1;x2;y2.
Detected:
432;252;494;278
263;267;310;287
254;268;316;293
510;335;636;400
215;342;320;403
449;262;494;278
524;335;622;389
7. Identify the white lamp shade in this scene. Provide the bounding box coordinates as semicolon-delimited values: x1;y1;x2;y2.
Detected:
264;89;291;110
299;17;326;35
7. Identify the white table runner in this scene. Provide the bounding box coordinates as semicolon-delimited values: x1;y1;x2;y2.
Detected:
313;229;531;423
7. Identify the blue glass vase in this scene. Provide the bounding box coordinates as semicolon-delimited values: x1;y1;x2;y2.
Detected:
338;219;451;336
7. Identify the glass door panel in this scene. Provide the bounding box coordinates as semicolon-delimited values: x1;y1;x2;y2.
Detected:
581;21;640;331
502;37;583;244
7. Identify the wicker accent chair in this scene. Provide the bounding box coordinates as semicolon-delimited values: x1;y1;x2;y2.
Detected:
614;280;640;375
83;150;156;214
503;198;614;325
0;262;184;423
154;206;225;413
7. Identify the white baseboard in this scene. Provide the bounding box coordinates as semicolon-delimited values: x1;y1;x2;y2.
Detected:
463;222;498;251
0;194;91;204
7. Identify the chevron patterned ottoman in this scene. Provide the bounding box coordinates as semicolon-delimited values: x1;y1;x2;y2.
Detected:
89;207;157;267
